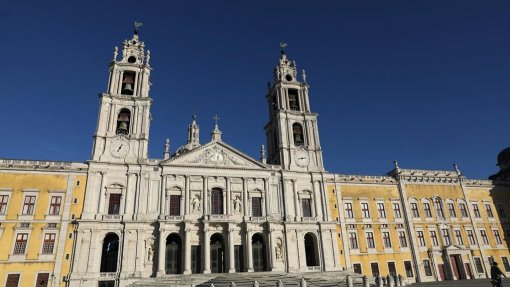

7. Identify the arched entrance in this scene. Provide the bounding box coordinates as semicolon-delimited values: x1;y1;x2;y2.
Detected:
210;233;225;273
165;233;182;274
100;233;119;272
304;233;319;267
252;233;267;272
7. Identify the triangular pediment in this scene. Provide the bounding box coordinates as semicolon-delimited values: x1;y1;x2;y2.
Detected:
162;141;267;169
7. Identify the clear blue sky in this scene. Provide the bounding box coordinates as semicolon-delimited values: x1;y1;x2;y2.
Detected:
0;1;509;179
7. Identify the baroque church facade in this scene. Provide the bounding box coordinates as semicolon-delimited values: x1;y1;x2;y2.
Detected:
0;29;509;287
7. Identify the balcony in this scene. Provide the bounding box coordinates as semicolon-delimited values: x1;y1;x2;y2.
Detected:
209;214;229;221
102;214;121;220
301;216;317;222
165;215;183;221
307;266;321;271
99;272;118;280
250;216;266;222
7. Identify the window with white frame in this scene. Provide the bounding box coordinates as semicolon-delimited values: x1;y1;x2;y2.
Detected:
13;233;28;254
441;229;451;245
398;231;407;248
302;198;312;218
382;231;391;248
485;204;494;218
417;231;426;246
472;203;481;218
22;195;36;215
430;230;439;246
361;202;370;218
349;232;358;249
447;202;456;218
42;233;56;254
502;257;510;272
480;229;489;245
108;193;121;215
48;196;62;215
377;202;386;218
344;202;354;218
423;259;433;276
423;201;432;218
393;203;402;218
434;197;444;218
455;230;463;245
366;232;375;249
410;202;419;217
467;229;476;245
493;229;503;245
474;257;484;273
0;194;9;215
459;202;468;217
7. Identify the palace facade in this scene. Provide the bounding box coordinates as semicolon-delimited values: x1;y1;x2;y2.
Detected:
0;30;509;287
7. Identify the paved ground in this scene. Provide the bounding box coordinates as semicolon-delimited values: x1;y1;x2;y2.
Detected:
412;278;509;287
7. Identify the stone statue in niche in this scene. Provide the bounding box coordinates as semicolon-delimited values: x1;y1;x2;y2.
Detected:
146;236;155;263
192;195;201;212
275;237;283;260
233;196;242;213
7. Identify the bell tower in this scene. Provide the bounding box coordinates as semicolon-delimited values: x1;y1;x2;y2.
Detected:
91;23;153;163
264;45;324;172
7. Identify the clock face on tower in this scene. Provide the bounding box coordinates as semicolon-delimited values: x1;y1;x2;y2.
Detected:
110;137;130;158
294;148;310;167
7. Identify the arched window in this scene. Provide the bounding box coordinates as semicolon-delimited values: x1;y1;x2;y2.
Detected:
166;234;182;274
293;123;304;146
121;71;135;96
100;233;119;272
211;188;223;215
288;89;300;111
252;233;267;272
116;109;131;135
304;233;319;267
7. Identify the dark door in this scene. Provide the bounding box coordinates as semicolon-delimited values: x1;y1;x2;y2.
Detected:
438;264;446;281
211;240;224;273
388;262;396;276
166;240;181;274
450;255;461;279
252;237;266;271
191;245;202;274
465;263;473;279
5;274;20;287
234;245;244;272
36;273;49;287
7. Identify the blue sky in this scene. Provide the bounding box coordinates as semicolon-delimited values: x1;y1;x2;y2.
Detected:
0;1;509;178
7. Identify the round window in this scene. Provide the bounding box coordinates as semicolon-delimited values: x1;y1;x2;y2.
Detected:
285;74;293;81
128;56;137;63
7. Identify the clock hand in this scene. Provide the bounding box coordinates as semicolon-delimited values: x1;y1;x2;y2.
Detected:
117;144;123;152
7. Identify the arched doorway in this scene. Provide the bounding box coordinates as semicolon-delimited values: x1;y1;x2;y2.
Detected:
210;233;225;273
166;233;182;274
252;233;267;272
304;233;319;267
100;233;119;272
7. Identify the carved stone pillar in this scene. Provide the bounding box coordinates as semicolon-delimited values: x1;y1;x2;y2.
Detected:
246;229;254;272
269;228;276;271
157;231;166;276
226;177;231;215
183;227;192;274
228;227;235;273
203;225;211;273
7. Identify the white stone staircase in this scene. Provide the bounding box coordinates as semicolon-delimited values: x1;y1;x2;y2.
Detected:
128;271;368;287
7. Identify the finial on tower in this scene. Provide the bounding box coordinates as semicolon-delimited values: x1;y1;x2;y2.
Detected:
393;160;400;170
146;50;151;65
113;46;118;61
211;114;222;142
192;110;197;122
260;144;266;164
134;21;143;35
280;42;287;55
302;69;307;82
164;138;170;160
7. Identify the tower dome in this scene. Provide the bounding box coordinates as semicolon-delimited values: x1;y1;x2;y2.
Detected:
489;146;510;180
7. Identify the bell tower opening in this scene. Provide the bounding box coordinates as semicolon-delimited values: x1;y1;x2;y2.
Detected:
292;123;304;146
121;71;135;95
288;89;300;111
116;109;131;135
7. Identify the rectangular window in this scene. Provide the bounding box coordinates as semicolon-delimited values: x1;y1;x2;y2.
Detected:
410;203;419;217
423;259;432;276
13;233;28;254
349;232;358;249
49;196;62;215
430;230;439;246
497;204;506;218
489;256;495;266
302;198;312;217
472;203;481;218
441;229;451;246
493;229;502;245
404;261;413;277
383;231;392;248
344;202;353;218
459;203;468;217
36;273;49;287
448;203;456;218
22;195;36;215
480;229;489;245
366;232;375;249
502;257;510;272
474;257;484;273
393;203;402;218
42;233;56;254
5;274;20;287
108;194;121;215
388;262;397;276
353;263;362;274
211;190;223;215
417;231;426;246
361;202;370;218
251;197;262;217
0;195;9;215
424;202;432;218
485;204;494;218
371;262;380;277
399;231;408;248
434;199;444;218
169;195;181;216
455;230;463;245
377;202;386;218
467;230;476;245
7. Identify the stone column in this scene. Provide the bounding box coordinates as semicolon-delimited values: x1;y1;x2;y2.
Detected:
203;225;211;273
269;228;276;271
246;229;254;272
97;172;106;217
185;175;190;215
243;178;248;217
157;231;166;276
159;175;166;218
226;177;231;215
183;227;192;274
228;227;235;273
